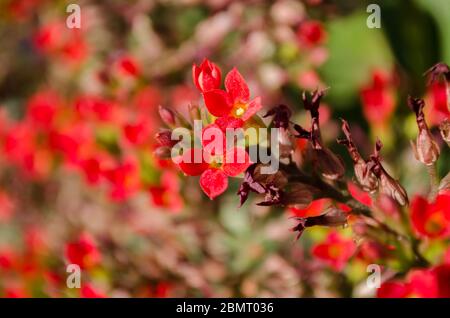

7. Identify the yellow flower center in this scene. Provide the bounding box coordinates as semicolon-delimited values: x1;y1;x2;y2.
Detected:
425;211;445;235
231;102;248;118
209;156;223;169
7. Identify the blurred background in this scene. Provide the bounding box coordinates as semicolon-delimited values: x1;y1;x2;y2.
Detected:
0;0;448;297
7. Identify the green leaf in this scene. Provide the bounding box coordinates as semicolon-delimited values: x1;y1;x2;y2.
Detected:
321;12;394;109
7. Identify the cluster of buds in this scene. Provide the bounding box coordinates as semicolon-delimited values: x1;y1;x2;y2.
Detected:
338;122;408;205
294;90;345;180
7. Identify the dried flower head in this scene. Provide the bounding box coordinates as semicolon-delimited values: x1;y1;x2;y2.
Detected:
338;119;378;192
369;140;409;206
408;96;440;166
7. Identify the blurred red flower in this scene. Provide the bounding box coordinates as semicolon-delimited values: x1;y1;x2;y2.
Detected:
360;70;396;127
65;233;101;270
80;283;106;298
297;20;326;47
202;68;262;122
312;231;356;271
378;265;450;298
410;191;450;239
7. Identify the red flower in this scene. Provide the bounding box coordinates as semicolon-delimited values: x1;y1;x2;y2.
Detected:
348;182;372;206
177;125;251;199
4;286;29;298
378;265;450;298
149;171;183;213
377;281;410;298
360;70;395;127
103;157;141;201
60;30;88;64
426;81;450;125
0;191;15;222
410;191;450;239
33;22;63;54
297;20;326;47
312;231;356;271
202;68;262;121
26;90;59;127
80;283;106;298
289;198;331;218
64;233;101;270
117;55;140;78
33;21;88;65
122;117;152;146
193;59;222;92
75;95;116;122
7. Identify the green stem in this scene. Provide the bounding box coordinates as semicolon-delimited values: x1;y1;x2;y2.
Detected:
426;163;439;201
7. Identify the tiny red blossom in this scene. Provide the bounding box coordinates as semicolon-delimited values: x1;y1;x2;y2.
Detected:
312;231;356;271
202;68;262;121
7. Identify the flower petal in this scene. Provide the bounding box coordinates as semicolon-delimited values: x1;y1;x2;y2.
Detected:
202;89;233;117
241;96;262;121
192;64;201;90
223;147;251;177
225;68;250;103
177;148;209;176
200;168;228;199
215;116;244;131
202;123;226;156
193;59;222;92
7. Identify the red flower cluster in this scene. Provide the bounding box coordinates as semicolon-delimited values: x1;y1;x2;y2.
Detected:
161;60;261;199
378;264;450;298
0;83;182;211
193;59;262;123
177;135;251;199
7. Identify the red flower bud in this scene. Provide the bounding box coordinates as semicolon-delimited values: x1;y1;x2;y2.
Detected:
155;130;178;148
192;59;222;92
154;146;172;159
158;105;177;127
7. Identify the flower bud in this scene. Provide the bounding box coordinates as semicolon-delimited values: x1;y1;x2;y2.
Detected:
263;104;292;129
408;96;440;165
424;62;450;85
338;119;378;192
153;146;172;159
158;105;177;127
369;140;409;206
238;164;288;207
291;207;348;240
440;119;450;146
314;147;345;181
192;59;222;92
439;172;450;192
188;104;201;123
155;130;178;148
281;182;316;208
